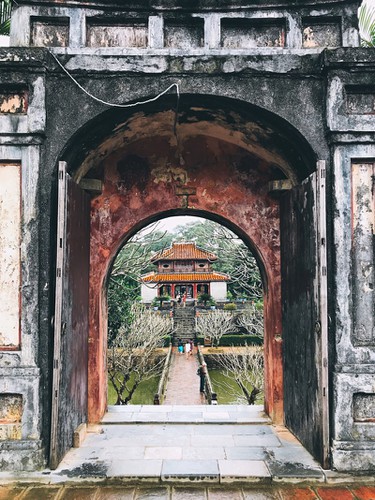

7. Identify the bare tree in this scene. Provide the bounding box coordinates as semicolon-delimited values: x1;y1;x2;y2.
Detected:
235;303;264;337
196;310;234;347
216;345;264;405
108;303;172;405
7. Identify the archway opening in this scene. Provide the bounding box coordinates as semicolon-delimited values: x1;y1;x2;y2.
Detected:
51;94;329;467
106;214;266;407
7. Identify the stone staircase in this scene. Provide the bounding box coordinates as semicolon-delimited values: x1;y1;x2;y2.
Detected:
172;307;196;345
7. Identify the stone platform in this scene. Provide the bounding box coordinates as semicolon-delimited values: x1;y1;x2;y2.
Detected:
2;406;375;494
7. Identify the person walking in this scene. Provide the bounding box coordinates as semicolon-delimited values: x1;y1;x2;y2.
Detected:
185;340;191;358
197;363;207;393
182;292;187;307
189;339;194;356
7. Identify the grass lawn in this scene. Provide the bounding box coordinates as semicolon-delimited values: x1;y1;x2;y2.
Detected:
209;369;264;405
108;373;160;405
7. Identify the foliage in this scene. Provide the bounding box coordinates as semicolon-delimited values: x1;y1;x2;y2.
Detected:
173;219;263;300
107;303;172;405
234;302;264;337
359;0;375;47
197;292;213;306
196;334;263;346
108;223;173;345
0;0;12;36
107;275;140;346
152;294;171;307
224;302;237;311
196;310;234;347
216;345;264;405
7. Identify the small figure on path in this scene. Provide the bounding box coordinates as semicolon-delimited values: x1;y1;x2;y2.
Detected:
189;339;194;356
176;293;181;306
182;292;187;307
178;340;184;355
185;340;191;357
197;362;207;393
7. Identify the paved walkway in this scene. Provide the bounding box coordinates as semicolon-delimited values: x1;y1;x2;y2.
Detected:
163;349;205;405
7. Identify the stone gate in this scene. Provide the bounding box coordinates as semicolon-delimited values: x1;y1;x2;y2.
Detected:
0;0;374;473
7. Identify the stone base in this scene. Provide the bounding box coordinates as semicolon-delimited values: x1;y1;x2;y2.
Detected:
331;441;375;472
0;440;45;471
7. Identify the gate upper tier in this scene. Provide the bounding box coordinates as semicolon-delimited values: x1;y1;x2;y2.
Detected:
10;0;360;50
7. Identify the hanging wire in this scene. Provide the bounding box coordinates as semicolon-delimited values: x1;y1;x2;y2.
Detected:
49;50;180;109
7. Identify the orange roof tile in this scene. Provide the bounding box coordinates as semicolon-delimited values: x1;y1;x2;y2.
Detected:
142;272;230;283
151;242;218;262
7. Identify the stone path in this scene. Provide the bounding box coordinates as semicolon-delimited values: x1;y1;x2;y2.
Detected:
163;349;205;405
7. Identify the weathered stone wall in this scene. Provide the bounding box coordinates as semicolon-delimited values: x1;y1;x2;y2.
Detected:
324;49;375;470
1;0;375;473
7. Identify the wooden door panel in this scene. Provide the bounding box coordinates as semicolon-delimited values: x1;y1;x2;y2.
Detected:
280;161;329;467
50;162;90;469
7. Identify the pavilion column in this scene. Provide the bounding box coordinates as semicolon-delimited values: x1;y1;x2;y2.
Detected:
171;284;175;298
193;283;198;298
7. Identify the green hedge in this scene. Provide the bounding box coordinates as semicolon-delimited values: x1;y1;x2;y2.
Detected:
196;335;263;346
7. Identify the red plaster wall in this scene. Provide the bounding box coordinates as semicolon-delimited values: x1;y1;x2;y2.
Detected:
88;134;284;423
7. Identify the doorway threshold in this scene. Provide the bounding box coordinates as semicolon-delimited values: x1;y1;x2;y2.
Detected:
48;405;326;485
102;404;271;424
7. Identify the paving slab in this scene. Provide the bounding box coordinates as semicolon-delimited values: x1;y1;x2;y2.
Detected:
107;459;163;479
161;460;219;482
182;447;226;460
218;460;271;483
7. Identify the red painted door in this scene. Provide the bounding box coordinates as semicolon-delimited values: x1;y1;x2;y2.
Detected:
280;161;329;468
50;162;90;469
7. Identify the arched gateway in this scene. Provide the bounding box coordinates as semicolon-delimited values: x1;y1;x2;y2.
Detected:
1;0;374;475
50;95;328;468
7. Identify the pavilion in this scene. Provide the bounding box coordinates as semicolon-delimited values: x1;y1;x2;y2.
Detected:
140;242;230;303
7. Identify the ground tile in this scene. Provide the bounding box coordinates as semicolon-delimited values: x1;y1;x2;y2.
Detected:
0;487;27;500
104;446;146;460
278;488;318;499
218;459;271;482
242;489;281;500
22;486;62;499
134;487;169;499
144;447;182;460
96;487;135;499
225;446;267;460
351;486;375;500
234;435;281;447
59;487;99;499
182;446;226;460
107;459;162;477
172;487;207;499
316;487;355;500
161;459;219;482
193;435;235;447
208;487;243;499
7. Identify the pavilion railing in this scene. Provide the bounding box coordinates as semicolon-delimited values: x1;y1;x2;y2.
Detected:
197;346;217;405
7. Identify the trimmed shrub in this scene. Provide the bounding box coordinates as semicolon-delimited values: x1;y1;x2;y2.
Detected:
223;302;237;311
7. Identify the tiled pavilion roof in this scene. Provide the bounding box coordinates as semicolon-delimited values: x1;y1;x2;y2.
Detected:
142;272;230;283
151;242;218;262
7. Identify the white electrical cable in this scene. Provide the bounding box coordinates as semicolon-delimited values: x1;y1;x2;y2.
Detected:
49;51;180;109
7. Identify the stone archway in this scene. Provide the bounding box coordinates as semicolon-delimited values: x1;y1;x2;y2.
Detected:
52;94;328;467
76;95;316;427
